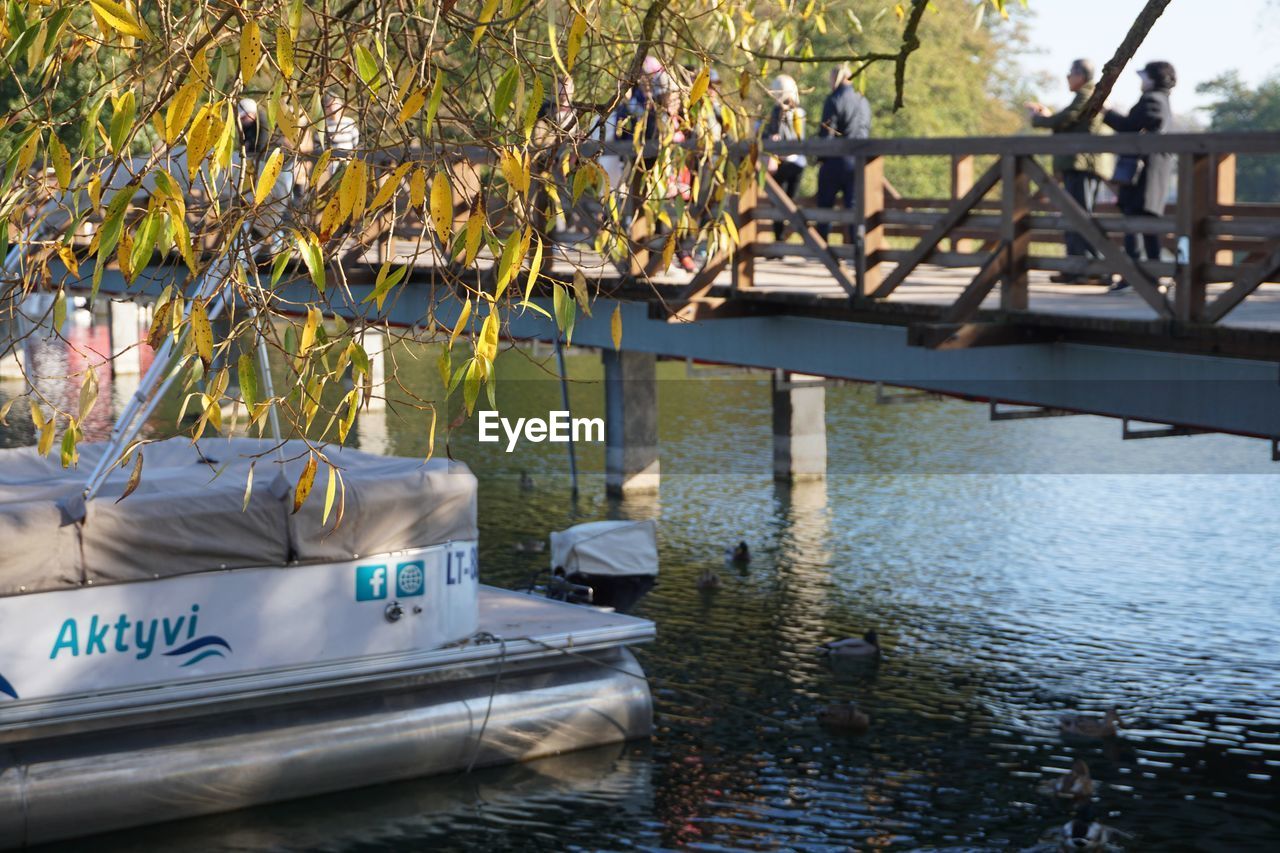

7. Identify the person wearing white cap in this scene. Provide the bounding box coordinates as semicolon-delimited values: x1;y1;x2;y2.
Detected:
762;75;807;242
1102;61;1176;293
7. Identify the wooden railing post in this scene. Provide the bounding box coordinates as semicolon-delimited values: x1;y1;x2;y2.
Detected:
1213;153;1236;266
1000;155;1030;310
950;154;974;252
857;155;885;298
1176;152;1213;323
732;173;758;291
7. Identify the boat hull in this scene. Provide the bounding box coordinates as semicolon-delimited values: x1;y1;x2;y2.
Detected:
0;645;651;848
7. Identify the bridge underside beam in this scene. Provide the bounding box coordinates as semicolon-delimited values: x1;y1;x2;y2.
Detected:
60;266;1280;442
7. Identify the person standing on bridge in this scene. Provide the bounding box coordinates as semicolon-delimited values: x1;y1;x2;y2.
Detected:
816;65;872;249
763;75;808;243
1027;59;1111;285
1103;61;1177;293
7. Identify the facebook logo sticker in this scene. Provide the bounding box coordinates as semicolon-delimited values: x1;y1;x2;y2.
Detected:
356;565;388;601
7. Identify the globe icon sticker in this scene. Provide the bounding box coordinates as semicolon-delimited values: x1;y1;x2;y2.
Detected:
396;561;425;597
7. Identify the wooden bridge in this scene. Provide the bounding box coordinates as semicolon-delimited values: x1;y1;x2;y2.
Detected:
11;130;1280;486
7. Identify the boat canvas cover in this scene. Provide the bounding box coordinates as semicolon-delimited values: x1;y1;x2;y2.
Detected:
549;519;659;578
0;437;476;598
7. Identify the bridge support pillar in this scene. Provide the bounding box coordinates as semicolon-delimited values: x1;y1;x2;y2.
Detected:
361;329;387;412
109;300;142;376
0;347;24;383
604;350;659;496
772;371;826;482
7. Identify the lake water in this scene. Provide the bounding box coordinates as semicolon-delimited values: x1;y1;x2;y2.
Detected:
9;314;1280;851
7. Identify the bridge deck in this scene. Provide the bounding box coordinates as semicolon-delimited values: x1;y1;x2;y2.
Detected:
373;238;1280;334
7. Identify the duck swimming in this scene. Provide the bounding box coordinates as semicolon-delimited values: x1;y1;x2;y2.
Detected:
519;471;534;491
1060;707;1121;740
817;702;870;734
728;542;750;563
1057;805;1112;851
1040;758;1094;802
695;568;720;591
817;630;881;659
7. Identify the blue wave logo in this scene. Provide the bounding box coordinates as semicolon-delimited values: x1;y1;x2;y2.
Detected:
0;672;16;700
163;635;233;668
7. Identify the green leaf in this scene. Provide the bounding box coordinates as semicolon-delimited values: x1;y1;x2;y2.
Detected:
108;91;135;154
364;261;409;311
238;353;259;408
354;43;380;90
493;65;520;123
270;250;291;288
424;74;444;136
463;358;481;415
437;345;451;389
553;284;575;346
52;290;66;331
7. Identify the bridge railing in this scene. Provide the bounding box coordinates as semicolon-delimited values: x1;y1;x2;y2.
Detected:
739;132;1280;327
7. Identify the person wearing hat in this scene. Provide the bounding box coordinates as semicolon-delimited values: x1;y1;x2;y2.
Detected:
1028;60;1111;284
815;64;872;248
1103;61;1177;293
762;75;808;242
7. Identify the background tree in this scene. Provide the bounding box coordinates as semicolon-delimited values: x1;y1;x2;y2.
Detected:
1199;72;1280;202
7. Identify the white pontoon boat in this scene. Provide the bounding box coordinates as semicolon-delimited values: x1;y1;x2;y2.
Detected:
0;186;653;847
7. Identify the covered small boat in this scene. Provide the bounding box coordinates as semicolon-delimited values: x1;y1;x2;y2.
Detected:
550;519;659;613
0;437;654;848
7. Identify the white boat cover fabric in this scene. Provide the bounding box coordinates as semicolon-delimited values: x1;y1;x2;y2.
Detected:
549;519;659;578
0;437;477;598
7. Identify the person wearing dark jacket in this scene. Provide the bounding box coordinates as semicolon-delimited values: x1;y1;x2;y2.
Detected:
1103;60;1176;293
816;65;872;246
1028;59;1111;284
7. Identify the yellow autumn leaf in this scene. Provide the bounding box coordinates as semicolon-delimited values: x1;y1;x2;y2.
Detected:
370;162;411;210
350;160;368;219
90;0;150;40
476;309;499;363
397;88;426;126
409;167;426;208
430;172;453;242
319;194;346;239
165;78;201;145
463;208;485;266
567;13;587;71
472;0;500;46
17;132;39;173
449;298;472;348
50;135;71;189
275;96;298;145
241;20;262;84
689;66;710;106
322;464;338;525
292;453;317;514
611;304;623;350
338;160;361;220
276;26;294;77
254;148;284;206
190;300;213;368
299;305;320;356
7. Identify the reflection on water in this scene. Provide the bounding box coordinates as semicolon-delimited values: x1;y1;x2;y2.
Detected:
6;313;1280;850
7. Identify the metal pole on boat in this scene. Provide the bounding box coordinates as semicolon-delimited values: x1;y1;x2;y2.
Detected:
553;333;578;497
82;244;242;501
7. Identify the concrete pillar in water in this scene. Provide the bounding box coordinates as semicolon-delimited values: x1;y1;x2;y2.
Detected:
361;329;387;412
109;300;142;376
772;371;827;482
0;347;24;383
603;350;659;496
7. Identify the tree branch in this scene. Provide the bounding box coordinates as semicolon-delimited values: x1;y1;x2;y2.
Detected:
1080;0;1175;120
